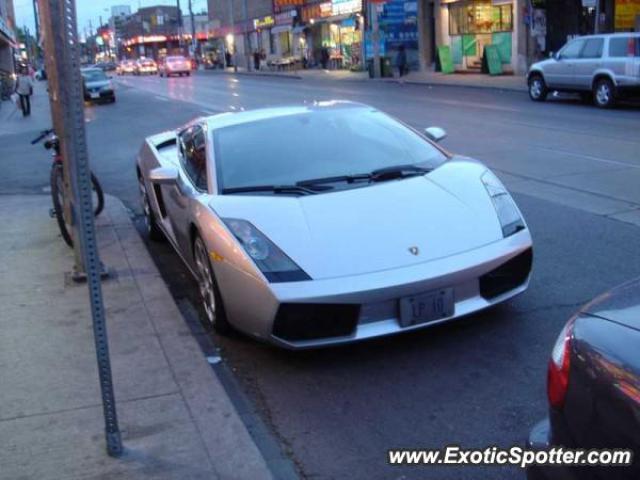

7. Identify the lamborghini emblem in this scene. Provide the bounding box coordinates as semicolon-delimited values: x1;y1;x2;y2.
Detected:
409;246;419;256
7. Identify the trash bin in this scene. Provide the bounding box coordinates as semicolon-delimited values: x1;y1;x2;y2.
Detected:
381;57;393;78
367;57;394;78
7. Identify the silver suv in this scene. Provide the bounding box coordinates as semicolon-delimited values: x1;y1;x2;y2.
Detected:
527;33;640;108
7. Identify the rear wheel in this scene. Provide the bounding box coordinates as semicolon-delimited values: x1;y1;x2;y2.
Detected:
528;74;548;102
193;234;232;334
593;78;616;109
138;175;163;241
50;164;73;247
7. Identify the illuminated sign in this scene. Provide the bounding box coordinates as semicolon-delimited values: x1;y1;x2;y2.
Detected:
332;0;362;15
253;15;275;29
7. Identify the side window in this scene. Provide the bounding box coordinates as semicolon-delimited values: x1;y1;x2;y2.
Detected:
179;126;208;191
581;38;603;59
559;39;584;59
609;37;639;57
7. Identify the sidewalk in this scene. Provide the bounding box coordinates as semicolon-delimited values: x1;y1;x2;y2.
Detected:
199;66;527;92
0;80;51;136
0;194;281;480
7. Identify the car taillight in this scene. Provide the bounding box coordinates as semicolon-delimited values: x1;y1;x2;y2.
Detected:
547;317;576;409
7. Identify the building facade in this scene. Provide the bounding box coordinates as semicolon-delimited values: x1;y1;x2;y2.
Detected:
120;5;184;59
0;0;16;75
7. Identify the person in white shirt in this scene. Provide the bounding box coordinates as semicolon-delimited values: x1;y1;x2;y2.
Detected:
15;67;34;117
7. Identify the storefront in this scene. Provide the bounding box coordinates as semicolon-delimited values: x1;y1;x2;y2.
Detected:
368;0;419;71
0;15;16;75
272;10;298;58
437;0;517;72
302;0;364;69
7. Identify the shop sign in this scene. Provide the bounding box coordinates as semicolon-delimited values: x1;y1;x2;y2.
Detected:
332;0;362;16
302;2;332;22
253;15;275;30
275;10;297;25
274;0;304;9
615;0;640;30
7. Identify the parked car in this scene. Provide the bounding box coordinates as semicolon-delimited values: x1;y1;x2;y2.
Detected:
81;68;115;103
158;55;191;77
527;278;640;479
136;102;533;349
528;33;640;108
95;61;118;72
117;59;137;75
135;58;158;75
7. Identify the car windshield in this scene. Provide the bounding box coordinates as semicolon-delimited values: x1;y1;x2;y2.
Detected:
167;56;185;62
82;70;107;82
214;106;448;191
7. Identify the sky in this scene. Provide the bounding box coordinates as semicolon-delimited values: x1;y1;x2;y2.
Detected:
13;0;208;37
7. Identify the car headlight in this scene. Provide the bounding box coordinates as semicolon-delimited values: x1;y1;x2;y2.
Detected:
101;82;113;91
223;218;311;283
481;171;525;237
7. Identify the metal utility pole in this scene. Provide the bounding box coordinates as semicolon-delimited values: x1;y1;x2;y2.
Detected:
32;0;40;46
228;0;238;72
241;0;249;70
176;0;183;50
188;0;197;57
37;0;122;458
371;1;381;78
594;0;601;34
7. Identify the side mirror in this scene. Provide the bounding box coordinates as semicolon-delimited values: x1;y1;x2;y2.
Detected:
149;166;179;185
424;127;447;143
548;51;555;59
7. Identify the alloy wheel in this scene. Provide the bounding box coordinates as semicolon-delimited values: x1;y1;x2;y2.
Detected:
530;79;542;99
194;237;216;325
596;82;611;106
138;176;152;234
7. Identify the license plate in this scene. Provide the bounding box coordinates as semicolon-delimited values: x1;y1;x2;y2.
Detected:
399;288;454;328
90;92;100;99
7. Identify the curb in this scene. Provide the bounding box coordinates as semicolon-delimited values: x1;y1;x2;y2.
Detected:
104;194;298;480
195;69;528;93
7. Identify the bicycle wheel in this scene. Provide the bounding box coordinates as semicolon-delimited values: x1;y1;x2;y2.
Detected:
91;172;104;217
50;164;74;247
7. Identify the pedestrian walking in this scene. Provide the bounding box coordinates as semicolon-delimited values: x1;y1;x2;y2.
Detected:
15;67;34;117
396;45;408;79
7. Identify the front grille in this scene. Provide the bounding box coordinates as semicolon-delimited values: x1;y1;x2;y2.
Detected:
479;248;533;300
272;303;360;341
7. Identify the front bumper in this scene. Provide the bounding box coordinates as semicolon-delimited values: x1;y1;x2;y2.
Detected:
220;229;532;349
526;418;581;480
84;89;114;101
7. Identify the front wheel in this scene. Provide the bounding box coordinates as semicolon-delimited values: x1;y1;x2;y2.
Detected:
193;234;232;334
138;175;164;241
528;75;548;102
593;78;616;109
50;166;105;248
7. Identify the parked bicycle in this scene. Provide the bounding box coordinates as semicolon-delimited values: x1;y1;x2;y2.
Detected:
31;129;104;247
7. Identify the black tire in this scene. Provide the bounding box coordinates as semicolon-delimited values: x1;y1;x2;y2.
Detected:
528;74;548;102
51;166;105;248
91;173;104;216
50;164;74;248
138;175;164;241
593;77;616;109
193;234;232;334
186;71;191;76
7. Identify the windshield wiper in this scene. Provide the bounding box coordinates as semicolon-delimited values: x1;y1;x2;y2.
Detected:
222;184;317;195
296;174;371;187
369;164;432;182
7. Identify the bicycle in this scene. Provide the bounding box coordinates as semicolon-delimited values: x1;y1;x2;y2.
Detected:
31;129;104;247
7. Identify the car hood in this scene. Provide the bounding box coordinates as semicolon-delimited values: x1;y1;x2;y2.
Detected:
85;80;110;89
581;278;640;331
530;58;556;71
210;158;507;280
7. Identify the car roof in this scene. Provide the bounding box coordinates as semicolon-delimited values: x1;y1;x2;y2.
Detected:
202;101;373;131
573;32;640;40
81;68;103;73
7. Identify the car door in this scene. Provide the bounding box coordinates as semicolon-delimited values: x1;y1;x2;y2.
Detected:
546;38;585;89
573;37;604;90
162;124;209;257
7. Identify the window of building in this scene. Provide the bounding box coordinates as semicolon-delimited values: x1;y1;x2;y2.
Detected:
179;125;208;191
449;0;513;35
581;38;603;58
609;36;640;57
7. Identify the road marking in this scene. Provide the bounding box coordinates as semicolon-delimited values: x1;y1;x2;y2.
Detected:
535;146;640;169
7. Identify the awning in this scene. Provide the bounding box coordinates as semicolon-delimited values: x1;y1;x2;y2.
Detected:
271;25;292;34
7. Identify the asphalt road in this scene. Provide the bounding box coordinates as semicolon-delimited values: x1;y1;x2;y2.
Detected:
4;73;640;479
